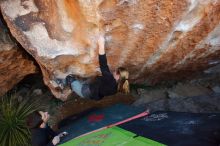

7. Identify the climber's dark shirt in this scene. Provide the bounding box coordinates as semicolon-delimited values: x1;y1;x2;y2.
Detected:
89;54;117;100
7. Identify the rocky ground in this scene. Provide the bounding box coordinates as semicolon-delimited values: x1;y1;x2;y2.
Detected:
132;67;220;113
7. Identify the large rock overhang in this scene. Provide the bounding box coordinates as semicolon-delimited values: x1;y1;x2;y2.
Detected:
1;0;220;100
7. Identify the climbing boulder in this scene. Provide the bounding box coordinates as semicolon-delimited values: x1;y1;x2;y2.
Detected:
0;24;37;96
1;0;220;100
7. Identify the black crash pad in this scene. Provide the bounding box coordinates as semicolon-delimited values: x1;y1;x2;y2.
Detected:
119;111;220;146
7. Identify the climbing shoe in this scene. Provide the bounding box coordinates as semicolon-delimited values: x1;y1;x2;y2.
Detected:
66;74;76;87
55;78;65;89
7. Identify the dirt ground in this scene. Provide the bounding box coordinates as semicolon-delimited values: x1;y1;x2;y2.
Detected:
52;93;136;129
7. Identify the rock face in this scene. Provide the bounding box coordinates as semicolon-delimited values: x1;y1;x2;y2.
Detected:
1;0;220;100
0;23;37;96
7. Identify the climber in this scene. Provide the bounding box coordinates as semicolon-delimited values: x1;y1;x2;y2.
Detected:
26;111;67;146
59;33;130;100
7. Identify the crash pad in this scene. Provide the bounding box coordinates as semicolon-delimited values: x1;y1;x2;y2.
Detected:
58;104;145;143
60;126;165;146
120;111;220;146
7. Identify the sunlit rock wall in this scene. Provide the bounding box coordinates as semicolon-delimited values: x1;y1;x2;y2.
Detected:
0;23;37;96
1;0;220;100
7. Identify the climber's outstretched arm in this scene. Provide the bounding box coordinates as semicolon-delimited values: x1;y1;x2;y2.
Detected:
98;34;105;55
98;33;111;75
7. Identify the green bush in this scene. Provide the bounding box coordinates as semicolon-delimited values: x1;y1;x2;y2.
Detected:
0;94;44;146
